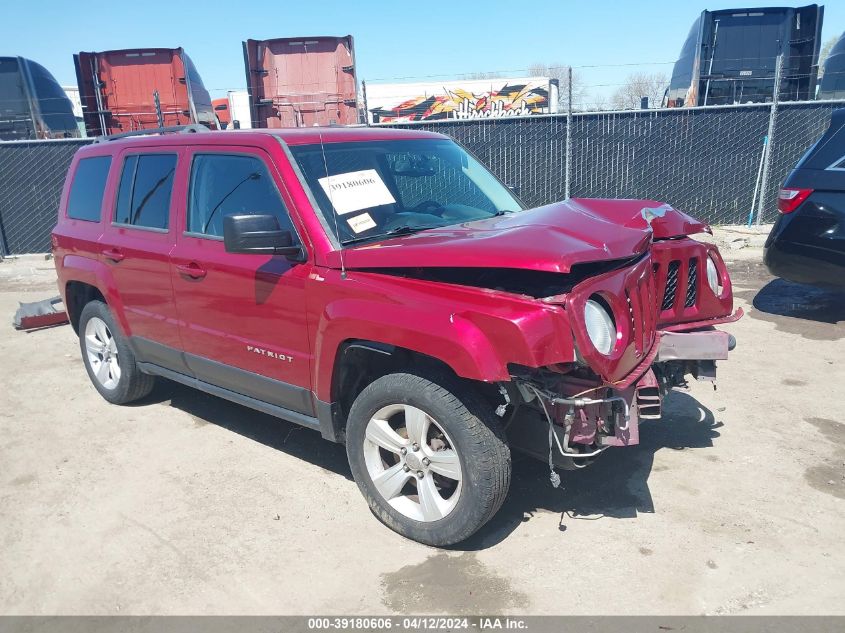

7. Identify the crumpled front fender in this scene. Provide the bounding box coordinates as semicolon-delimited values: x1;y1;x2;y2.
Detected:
309;269;577;402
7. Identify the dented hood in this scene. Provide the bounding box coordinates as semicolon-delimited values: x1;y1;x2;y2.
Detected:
327;199;705;273
570;198;710;238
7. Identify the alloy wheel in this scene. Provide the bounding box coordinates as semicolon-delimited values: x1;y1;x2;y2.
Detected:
84;316;120;390
363;403;462;522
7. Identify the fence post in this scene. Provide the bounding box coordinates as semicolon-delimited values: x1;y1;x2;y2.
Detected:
361;80;369;126
0;208;8;258
756;53;783;226
565;65;572;199
153;91;164;129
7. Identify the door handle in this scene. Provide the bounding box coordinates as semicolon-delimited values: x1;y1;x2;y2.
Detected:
102;248;125;262
176;262;207;279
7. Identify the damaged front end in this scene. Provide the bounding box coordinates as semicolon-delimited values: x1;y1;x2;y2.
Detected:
494;202;742;480
339;197;740;479
503;320;736;479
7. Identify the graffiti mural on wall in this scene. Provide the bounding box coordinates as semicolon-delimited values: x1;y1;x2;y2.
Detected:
367;77;559;123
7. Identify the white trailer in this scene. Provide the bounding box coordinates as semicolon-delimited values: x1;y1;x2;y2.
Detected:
227;90;252;129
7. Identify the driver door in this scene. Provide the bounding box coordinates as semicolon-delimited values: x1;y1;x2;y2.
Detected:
170;146;314;415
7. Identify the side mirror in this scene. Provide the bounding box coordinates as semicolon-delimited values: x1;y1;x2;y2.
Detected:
223;214;305;261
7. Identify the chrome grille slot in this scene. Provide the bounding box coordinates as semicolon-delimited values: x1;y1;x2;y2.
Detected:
627;287;643;353
661;260;680;311
684;258;698;308
626;266;658;355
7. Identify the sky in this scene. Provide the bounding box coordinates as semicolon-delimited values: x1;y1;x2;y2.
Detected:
3;0;843;107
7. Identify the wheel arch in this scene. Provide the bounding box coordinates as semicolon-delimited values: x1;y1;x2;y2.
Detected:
65;280;106;333
320;339;505;445
312;300;509;405
60;254;129;335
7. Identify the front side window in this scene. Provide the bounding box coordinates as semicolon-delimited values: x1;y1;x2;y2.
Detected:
114;154;176;230
187;154;295;238
67;156;112;222
289;139;523;245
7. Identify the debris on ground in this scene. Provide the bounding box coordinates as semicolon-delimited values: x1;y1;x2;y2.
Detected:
13;296;68;330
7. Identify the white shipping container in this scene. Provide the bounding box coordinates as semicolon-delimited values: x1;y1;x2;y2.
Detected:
62;86;83;119
228;90;252;129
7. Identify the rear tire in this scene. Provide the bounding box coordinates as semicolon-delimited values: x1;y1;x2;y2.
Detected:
346;371;510;546
78;301;155;405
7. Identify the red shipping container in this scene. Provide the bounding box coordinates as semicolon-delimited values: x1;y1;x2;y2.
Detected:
243;36;358;128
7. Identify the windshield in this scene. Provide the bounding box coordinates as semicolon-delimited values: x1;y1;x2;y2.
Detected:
289;138;524;245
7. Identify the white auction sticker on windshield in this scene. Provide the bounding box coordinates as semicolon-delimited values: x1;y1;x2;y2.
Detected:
346;212;377;234
317;169;396;215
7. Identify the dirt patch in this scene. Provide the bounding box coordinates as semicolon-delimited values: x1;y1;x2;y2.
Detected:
782;378;807;387
804;464;845;500
381;552;529;614
806;417;845;445
9;473;37;486
803;417;845;500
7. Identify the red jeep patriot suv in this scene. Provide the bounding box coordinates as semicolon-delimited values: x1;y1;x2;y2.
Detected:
52;125;739;546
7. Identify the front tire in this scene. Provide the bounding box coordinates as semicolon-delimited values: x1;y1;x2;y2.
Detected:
346;372;510;546
78;301;155;404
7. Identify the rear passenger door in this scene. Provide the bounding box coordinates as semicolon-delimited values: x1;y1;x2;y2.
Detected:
98;147;184;366
169;147;313;415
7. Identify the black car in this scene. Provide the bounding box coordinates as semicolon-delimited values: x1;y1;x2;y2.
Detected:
764;109;845;288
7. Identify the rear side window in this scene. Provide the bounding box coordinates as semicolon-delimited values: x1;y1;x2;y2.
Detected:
67;156;112;222
114;154;177;230
187;154;295;238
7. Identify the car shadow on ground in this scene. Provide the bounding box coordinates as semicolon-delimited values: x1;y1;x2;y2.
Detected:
454;390;721;551
138;380;354;481
751;278;845;323
138;381;718;550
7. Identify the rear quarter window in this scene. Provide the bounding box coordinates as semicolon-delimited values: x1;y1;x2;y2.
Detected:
67;156;112;222
114;154;177;230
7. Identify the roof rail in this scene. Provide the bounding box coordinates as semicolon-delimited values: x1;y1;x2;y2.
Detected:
93;124;211;143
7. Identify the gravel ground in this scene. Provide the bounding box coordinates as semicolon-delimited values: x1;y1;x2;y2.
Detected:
0;240;843;615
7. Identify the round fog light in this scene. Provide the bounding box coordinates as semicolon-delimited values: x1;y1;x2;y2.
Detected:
584;298;615;355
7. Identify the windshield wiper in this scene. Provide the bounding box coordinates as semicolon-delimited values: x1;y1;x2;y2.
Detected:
341;224;441;246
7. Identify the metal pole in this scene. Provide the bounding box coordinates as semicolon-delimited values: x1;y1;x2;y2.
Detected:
361;80;370;126
153;91;164;129
756;53;782;226
565;66;572;199
92;59;108;136
0;207;9;258
703;19;720;107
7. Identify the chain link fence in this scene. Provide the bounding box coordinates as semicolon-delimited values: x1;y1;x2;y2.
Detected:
0;139;91;256
386;99;845;226
1;100;843;254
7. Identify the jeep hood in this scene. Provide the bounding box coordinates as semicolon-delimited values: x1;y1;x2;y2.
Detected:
324;198;707;273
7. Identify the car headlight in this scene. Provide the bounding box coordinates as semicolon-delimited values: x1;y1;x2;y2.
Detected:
584;298;616;355
706;256;721;295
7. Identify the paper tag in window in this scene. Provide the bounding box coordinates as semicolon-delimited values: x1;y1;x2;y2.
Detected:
346;212;377;234
317;169;395;215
